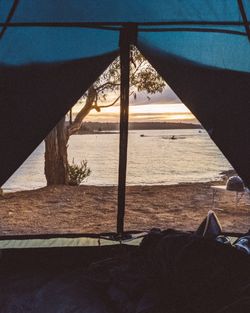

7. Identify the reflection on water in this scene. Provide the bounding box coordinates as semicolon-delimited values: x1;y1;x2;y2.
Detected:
3;129;232;191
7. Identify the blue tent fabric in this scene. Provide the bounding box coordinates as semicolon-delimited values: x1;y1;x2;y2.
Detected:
0;0;246;24
0;27;119;65
244;0;250;17
1;0;250;187
138;31;250;73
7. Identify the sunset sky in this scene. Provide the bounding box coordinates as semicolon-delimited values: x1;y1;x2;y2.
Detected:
73;85;197;123
85;102;194;122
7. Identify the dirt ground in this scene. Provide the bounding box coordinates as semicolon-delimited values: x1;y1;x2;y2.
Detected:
0;182;249;235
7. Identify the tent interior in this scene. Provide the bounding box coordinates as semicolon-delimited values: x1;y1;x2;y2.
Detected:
1;1;250;312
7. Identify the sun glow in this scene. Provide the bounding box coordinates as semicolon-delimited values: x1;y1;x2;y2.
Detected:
83;103;195;122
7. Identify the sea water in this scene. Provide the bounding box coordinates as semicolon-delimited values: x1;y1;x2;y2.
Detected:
3;129;233;192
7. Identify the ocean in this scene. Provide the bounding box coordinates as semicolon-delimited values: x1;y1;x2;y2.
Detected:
3;129;233;192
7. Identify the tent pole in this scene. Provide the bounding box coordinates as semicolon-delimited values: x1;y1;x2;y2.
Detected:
117;28;131;236
237;0;250;41
0;0;19;40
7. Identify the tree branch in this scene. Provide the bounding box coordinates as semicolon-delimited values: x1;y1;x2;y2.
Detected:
130;60;146;83
67;86;96;136
97;95;120;109
95;81;120;92
96;91;134;109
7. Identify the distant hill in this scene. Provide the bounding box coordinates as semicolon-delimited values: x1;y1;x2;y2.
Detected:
76;121;202;134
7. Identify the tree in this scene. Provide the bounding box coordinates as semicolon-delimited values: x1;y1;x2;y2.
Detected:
44;47;166;185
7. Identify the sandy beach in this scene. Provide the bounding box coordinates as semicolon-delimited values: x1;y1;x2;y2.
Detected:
0;180;249;236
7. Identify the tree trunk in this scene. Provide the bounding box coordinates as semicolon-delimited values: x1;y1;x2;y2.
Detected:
44;117;69;185
44;87;96;186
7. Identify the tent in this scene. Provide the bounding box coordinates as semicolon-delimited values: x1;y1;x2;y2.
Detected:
1;0;250;237
1;1;250;312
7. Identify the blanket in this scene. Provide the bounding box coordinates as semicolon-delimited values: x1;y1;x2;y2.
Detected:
0;230;249;313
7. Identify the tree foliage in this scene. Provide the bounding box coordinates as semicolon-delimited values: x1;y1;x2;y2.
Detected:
68;159;91;186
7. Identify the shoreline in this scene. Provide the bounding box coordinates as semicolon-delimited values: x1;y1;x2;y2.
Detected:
3;169;233;194
0;177;248;236
76;121;202;135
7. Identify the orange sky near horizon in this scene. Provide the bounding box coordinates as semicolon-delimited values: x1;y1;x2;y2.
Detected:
81;103;196;123
72;81;197;123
